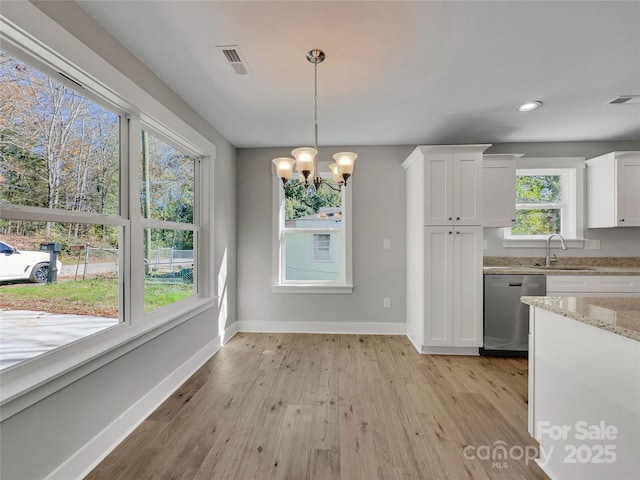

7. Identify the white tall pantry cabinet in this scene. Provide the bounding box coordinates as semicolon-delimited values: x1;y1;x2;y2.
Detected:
403;145;491;354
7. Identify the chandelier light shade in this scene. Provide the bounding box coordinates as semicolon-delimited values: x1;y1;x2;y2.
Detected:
272;157;296;181
272;49;357;192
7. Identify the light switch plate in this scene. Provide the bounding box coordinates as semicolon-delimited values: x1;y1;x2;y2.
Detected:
383;239;391;250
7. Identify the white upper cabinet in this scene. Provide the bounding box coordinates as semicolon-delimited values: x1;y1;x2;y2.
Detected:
586;152;640;227
402;145;490;226
482;154;522;227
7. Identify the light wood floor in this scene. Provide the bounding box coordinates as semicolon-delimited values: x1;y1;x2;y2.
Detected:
86;333;549;480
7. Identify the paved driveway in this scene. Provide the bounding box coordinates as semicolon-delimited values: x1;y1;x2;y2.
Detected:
0;310;119;370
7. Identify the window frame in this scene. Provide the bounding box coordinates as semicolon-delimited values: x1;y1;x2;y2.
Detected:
0;9;216;419
501;158;586;249
504;168;577;240
271;162;353;294
136;123;202;316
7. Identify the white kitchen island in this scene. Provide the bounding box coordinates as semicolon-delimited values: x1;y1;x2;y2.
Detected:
521;296;640;480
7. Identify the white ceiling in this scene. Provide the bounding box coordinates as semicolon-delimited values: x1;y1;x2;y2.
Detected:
76;1;640;148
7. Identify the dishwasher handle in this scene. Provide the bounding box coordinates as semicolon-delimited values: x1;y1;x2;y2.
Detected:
508;282;523;287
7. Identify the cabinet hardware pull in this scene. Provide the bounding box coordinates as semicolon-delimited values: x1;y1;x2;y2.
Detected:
511;219;516;222
448;231;452;234
448;217;452;220
456;217;460;220
456;231;460;234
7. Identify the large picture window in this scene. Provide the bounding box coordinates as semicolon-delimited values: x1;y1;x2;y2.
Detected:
0;49;124;369
0;45;208;374
0;13;213;414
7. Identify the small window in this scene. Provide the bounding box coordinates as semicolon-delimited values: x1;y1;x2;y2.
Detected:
273;170;353;292
506;168;577;239
283;182;341;281
312;233;331;262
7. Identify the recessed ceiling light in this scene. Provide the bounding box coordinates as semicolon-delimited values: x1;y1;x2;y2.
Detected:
518;101;543;112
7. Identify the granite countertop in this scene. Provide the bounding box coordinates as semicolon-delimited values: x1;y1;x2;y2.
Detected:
521;296;640;342
483;257;640;276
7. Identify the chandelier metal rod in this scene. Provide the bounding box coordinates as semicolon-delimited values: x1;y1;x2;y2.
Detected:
313;59;319;183
314;61;318;149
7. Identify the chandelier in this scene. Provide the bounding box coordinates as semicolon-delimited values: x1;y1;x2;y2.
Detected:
272;49;357;192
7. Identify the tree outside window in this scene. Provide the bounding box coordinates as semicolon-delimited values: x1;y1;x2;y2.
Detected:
507;168;577;239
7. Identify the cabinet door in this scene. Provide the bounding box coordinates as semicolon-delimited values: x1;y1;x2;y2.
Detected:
423;226;454;346
483;158;516;227
617;157;640;226
423;154;453;225
453;152;482;225
452;226;483;347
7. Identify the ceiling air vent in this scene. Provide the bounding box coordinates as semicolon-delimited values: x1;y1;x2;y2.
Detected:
607;95;640;105
215;45;248;75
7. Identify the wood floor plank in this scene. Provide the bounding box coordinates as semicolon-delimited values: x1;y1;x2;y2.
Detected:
85;333;549;480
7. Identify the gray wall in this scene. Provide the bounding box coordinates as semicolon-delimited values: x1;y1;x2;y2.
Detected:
237;146;412;326
1;3;236;479
484;142;640;257
237;142;640;326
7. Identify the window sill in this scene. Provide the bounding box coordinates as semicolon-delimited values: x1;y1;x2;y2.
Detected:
271;284;353;294
0;297;214;421
502;238;585;249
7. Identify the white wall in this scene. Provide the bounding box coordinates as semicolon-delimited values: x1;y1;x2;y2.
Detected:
0;3;236;479
237;146;412;330
484;142;640;257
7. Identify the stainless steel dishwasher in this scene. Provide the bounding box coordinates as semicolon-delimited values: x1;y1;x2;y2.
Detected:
480;274;546;357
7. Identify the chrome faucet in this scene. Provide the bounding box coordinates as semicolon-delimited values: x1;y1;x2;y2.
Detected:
545;234;568;266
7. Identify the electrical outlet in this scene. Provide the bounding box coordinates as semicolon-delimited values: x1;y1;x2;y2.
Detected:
383;297;391;308
383;239;391;250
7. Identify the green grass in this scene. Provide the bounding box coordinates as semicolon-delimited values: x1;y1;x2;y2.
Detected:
1;278;119;317
144;282;193;313
1;277;193;317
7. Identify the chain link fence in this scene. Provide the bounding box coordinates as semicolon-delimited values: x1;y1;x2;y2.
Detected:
76;246;194;283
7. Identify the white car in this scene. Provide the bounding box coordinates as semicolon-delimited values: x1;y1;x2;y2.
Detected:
0;241;63;283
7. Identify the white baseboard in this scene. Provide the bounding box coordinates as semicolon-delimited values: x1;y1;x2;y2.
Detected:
236;320;407;335
222;322;239;344
45;336;221;480
406;333;423;353
420;346;480;356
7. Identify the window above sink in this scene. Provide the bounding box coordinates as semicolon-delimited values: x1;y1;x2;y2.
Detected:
499;157;586;249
